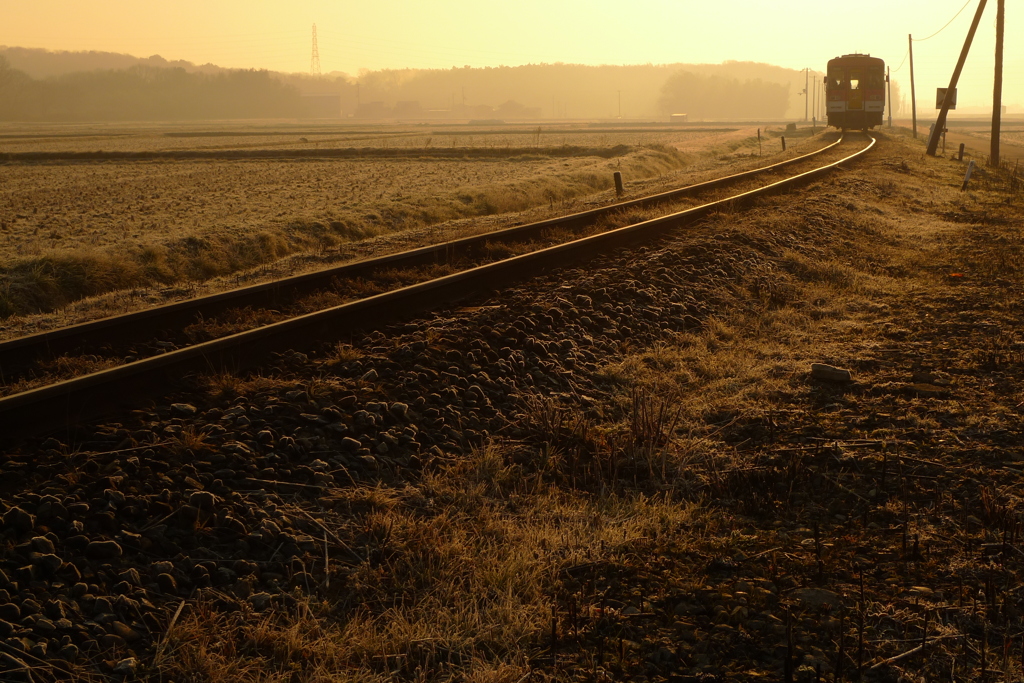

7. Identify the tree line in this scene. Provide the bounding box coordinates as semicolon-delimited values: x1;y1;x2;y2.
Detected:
658;71;789;120
0;57;305;121
0;50;806;122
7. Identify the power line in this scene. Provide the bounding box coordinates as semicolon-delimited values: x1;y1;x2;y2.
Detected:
892;1;973;78
913;0;974;41
891;49;910;74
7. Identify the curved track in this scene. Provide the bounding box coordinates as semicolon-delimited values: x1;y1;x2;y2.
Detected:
0;133;875;440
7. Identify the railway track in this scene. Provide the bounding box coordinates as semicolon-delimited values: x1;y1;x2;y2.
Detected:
0;133;875;440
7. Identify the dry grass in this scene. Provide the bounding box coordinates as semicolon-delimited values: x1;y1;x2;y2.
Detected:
154;444;707;683
0;231;296;317
0;145;683;318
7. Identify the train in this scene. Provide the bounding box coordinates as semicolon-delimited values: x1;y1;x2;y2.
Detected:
826;53;885;130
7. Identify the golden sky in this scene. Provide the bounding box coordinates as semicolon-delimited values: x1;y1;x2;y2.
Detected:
3;0;1020;109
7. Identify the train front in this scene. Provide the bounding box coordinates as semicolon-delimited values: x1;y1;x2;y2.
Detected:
826;54;885;130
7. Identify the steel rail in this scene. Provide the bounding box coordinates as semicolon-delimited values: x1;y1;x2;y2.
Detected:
0;135;874;441
0;135;843;379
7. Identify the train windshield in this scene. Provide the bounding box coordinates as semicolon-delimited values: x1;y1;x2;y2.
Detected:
828;68;843;89
848;69;862;90
867;69;885;88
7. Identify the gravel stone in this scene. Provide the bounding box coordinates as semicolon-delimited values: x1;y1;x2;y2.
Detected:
188;490;217;512
111;621;142;642
32;554;63;576
249;592;272;610
3;636;26;653
33;617;56;635
810;363;852;382
112;657;138;675
157;573;178;594
58;643;80;661
3;507;34;534
28;536;55;554
84;540;123;560
790;587;842;609
170;403;198;416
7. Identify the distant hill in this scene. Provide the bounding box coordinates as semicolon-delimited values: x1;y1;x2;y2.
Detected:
0;46;234;78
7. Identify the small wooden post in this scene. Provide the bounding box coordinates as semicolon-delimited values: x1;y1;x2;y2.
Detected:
781;136;787;151
757;128;762;156
958;143;965;161
613;171;624;197
909;34;918;138
887;66;893;128
961;160;976;191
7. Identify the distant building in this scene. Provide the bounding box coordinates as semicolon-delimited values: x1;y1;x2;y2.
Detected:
356;101;389;119
301;94;341;118
670;113;689;123
468;104;496;119
495;100;542;119
394;100;424;119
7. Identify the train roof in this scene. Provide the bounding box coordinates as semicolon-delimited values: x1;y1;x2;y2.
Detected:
828;53;884;67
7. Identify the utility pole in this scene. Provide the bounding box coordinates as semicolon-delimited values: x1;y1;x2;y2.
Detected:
927;0;989;156
812;76;817;123
887;66;893;128
804;67;809;121
991;0;1005;166
909;34;917;138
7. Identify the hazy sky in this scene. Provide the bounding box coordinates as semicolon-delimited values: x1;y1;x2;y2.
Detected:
3;0;1020;109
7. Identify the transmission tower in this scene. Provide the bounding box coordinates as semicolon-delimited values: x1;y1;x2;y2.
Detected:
310;23;321;76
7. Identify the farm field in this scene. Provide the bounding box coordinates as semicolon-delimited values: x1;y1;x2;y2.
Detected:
0;122;748;155
0;120;816;334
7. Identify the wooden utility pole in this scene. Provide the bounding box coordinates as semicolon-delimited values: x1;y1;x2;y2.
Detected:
909;34;918;138
887;66;893;127
927;0;989;156
804;68;809;121
991;0;1005;166
812;76;817;123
